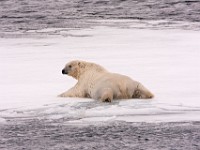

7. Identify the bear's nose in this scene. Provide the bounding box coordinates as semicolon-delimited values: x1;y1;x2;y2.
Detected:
62;69;66;74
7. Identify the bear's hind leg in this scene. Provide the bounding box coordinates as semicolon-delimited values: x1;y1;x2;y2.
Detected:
100;88;113;102
132;83;154;99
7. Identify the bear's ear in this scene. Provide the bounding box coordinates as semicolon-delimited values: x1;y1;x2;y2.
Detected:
78;62;85;68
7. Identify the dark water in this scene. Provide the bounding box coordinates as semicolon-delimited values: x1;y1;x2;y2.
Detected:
0;119;200;150
1;0;200;32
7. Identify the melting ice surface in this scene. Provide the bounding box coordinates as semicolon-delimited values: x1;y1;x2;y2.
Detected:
0;20;200;124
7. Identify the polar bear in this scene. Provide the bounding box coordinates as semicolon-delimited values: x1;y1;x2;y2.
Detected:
58;60;154;102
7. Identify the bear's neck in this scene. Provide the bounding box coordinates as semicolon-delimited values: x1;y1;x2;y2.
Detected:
77;65;107;81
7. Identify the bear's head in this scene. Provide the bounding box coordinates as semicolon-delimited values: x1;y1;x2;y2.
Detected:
62;60;86;80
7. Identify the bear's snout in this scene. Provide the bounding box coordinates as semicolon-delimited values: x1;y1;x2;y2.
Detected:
62;69;67;74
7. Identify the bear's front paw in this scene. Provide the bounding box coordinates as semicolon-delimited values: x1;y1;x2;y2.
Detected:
58;93;66;97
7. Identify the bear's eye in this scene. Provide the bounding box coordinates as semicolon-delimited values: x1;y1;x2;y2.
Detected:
69;65;72;68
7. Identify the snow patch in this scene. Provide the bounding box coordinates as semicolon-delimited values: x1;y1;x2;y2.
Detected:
0;21;200;123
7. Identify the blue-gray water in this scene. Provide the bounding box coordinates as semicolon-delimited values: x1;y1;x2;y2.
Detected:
1;119;200;150
1;0;200;32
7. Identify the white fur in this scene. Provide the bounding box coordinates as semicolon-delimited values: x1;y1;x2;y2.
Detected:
59;60;154;102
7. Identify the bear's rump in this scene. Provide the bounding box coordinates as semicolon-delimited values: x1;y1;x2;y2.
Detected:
91;74;136;99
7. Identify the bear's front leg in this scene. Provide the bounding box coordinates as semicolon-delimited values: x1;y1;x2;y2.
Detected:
58;91;73;97
58;86;85;98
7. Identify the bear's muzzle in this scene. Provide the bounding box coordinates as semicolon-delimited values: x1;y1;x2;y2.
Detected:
62;69;68;74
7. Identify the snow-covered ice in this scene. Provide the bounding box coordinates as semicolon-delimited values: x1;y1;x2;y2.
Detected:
0;22;200;124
